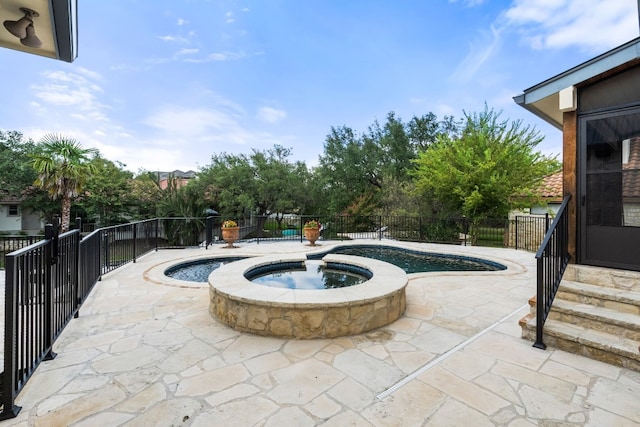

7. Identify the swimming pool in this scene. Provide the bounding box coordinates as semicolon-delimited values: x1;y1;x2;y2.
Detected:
165;244;505;283
308;245;506;273
164;257;248;282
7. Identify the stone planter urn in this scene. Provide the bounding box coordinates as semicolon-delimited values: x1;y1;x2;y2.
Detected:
221;226;240;248
303;227;320;246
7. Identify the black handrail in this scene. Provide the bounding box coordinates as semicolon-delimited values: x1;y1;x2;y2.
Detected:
533;194;572;349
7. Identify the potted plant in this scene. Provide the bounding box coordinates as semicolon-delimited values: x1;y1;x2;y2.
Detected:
221;220;240;248
303;219;321;246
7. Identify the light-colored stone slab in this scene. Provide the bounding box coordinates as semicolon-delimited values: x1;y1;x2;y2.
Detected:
428;399;496;427
304;394;342;419
175;363;250;396
586;377;640;422
419;366;510;416
264;406;316;427
190;396;278;426
333;349;404;391
361;380;444;427
269;359;345;404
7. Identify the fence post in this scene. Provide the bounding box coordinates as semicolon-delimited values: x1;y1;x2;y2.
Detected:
378;216;382;240
462;216;469;246
545;213;550;233
74;222;82;318
205;216;213;249
515;216;519;250
133;223;138;263
155;218;159;251
1;256;22;419
43;223;57;361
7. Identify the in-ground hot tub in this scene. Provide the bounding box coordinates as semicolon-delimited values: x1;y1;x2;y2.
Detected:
208;254;408;339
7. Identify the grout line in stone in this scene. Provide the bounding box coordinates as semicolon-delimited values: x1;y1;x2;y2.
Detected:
376;302;529;400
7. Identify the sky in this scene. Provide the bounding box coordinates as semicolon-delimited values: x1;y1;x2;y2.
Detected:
1;0;639;173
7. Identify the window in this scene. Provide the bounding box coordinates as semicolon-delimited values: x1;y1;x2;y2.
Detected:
8;205;19;216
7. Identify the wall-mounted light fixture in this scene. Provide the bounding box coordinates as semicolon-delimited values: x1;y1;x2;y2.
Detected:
3;7;42;49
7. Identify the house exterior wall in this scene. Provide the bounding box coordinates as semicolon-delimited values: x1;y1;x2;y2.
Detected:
0;204;22;232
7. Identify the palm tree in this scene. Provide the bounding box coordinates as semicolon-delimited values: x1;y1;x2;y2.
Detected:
31;134;98;232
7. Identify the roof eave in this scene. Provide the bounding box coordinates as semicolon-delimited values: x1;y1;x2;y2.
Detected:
514;36;640;126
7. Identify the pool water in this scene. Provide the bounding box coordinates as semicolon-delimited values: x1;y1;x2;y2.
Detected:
249;260;368;290
164;257;247;282
319;246;505;274
165;246;505;283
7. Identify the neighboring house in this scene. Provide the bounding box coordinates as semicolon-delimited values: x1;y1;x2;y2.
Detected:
532;171;563;215
157;170;197;190
515;36;640;272
0;195;44;234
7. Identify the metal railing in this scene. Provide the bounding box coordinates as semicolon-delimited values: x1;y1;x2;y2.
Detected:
1;221;84;419
0;212;552;418
0;236;42;269
533;195;571;349
210;215;549;249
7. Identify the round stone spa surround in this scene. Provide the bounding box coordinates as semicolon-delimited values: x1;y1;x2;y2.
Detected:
208;254;408;339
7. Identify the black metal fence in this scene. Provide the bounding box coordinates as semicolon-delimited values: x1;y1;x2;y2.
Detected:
533;195;571;350
0;212;551;418
212;214;550;250
0;236;42;269
1;221;82;419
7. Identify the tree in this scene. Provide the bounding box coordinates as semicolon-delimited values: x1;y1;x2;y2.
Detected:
412;106;560;221
80;157;134;226
129;171;164;219
0;131;38;197
316;111;457;215
193;145;311;233
30;134;98;232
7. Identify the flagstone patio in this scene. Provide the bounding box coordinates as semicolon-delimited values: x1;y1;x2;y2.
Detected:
2;240;639;426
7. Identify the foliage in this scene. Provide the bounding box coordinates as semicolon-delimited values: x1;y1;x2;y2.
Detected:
30;134;98;232
129;172;164;219
316;111;459;214
156;179;206;245
222;220;238;228
80;156;134;226
0;130;38;197
303;219;320;229
412;106;560;221
193;145;311;235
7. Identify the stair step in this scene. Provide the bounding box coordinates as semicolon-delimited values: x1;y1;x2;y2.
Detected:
521;316;640;371
548;299;640;341
557;280;640;315
564;264;640;291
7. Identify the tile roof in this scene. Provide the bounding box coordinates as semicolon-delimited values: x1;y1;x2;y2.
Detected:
538;171;563;201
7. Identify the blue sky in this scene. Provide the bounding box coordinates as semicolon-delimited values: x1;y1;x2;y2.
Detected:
1;0;639;173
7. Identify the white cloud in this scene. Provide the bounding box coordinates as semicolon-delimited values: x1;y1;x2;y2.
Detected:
256;107;287;124
31;69;108;121
177;18;188;26
451;25;502;83
158;35;189;44
503;0;639;52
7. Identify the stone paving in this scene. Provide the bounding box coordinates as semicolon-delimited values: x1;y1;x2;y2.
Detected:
2;240;640;426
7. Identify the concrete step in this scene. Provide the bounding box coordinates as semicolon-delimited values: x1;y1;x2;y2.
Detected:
557;280;640;315
564;264;640;291
521;315;640;371
547;299;640;341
